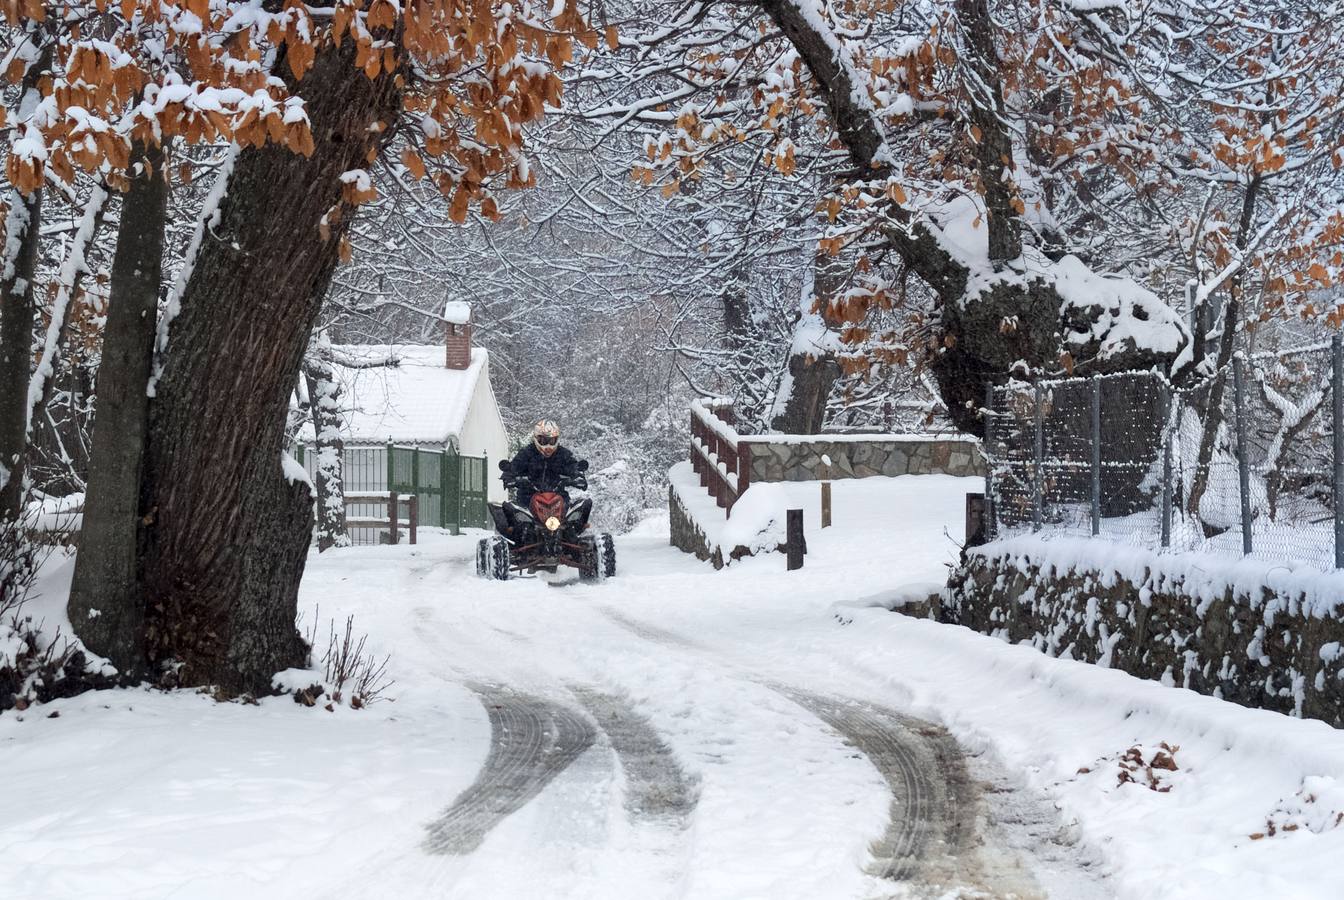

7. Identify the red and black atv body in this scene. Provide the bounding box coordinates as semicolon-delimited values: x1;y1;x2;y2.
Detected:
477;460;616;582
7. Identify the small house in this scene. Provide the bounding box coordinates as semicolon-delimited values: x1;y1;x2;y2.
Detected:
296;303;511;539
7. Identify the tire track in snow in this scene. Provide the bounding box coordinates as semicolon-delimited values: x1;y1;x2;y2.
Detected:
777;689;969;883
571;686;700;827
598;607;1045;896
423;684;596;855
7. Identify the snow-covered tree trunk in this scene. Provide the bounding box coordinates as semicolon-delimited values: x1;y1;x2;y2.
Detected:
136;39;401;694
0;43;49;523
0;185;40;523
67;142;168;677
304;355;349;552
770;253;841;434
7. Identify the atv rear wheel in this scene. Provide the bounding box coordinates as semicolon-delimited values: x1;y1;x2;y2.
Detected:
476;536;512;580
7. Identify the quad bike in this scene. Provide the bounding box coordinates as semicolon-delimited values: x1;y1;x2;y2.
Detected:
476;459;616;582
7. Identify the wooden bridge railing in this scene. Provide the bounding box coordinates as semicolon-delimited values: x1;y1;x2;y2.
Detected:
689;398;751;516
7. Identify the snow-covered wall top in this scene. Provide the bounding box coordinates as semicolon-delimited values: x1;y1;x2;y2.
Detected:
948;534;1344;727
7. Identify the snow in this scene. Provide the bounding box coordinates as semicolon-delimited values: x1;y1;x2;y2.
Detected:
293;345;488;446
5;477;1344;898
924;194;1190;364
281;451;312;490
443;300;472;325
969;533;1344;620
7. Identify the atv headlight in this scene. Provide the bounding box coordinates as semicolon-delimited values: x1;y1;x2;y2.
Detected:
545;516;561;532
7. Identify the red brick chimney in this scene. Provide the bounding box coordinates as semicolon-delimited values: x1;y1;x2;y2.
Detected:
444;301;472;370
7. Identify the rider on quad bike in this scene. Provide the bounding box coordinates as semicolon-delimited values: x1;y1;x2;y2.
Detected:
509;419;585;512
476;420;617;582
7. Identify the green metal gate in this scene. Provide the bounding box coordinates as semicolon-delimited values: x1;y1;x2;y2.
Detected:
386;443;489;535
296;441;489;541
458;454;490;529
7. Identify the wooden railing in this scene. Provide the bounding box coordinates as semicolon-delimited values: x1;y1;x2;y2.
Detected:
344;491;419;544
689;398;751;515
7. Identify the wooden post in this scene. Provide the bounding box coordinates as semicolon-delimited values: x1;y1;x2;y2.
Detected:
409;494;418;546
389;490;399;545
965;493;988;547
786;508;805;570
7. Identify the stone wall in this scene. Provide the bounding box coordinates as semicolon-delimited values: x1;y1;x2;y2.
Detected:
747;437;984;483
668;485;759;569
943;540;1344;727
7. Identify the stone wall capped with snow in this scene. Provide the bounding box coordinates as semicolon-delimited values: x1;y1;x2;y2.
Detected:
943;536;1344;728
748;437;984;483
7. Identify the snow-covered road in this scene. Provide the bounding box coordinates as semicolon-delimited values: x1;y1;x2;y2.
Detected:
7;474;1344;899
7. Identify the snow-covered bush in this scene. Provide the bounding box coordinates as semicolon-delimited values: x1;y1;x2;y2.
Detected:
2;533;115;713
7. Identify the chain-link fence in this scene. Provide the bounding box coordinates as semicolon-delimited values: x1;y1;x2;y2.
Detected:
983;338;1343;572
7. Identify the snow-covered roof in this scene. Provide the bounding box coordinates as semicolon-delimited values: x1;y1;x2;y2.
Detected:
298;345;488;445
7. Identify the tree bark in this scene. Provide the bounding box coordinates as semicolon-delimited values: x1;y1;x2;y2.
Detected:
0;184;41;523
137;40;401;693
67;143;168;676
0;39;52;521
770;251;843;434
955;0;1022;264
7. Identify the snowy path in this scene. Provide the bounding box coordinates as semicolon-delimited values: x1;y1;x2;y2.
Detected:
9;475;1344;899
286;475;1103;900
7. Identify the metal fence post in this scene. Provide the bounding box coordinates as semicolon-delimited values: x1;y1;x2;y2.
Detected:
983;383;995;541
296;441;305;466
440;450;450;530
1090;377;1101;536
1334;334;1343;569
1233;355;1253;555
385;440;394;492
411;444;420;505
1161;384;1173;548
1033;382;1044;532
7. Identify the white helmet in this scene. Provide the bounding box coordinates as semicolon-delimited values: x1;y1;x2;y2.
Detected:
533;419;560;457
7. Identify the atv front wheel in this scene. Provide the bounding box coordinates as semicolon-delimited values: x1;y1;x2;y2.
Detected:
477;536;512;580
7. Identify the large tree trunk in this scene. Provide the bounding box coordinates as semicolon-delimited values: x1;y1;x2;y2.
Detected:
67;143;168;677
137;42;401;693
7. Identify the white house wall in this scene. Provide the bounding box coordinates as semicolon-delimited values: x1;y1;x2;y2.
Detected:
455;357;511;501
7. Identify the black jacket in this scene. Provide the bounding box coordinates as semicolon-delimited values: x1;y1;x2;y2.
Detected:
506;443;582;501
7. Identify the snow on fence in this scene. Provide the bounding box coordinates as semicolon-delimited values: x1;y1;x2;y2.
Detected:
983;337;1344;573
688;398;984;517
294;442;489;544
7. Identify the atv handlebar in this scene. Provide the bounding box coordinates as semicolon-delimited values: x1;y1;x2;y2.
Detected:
503;472;587;493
